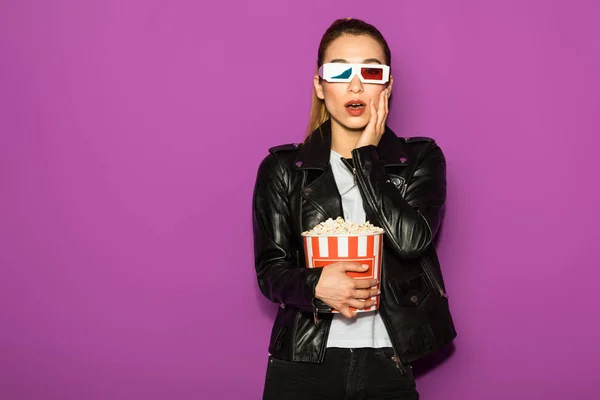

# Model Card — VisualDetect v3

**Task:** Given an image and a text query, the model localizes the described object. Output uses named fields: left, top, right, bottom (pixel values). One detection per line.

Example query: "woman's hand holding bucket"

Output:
left=315, top=262, right=380, bottom=319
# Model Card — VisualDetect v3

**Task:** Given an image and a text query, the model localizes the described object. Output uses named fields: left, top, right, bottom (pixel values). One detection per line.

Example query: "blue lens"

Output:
left=331, top=67, right=352, bottom=80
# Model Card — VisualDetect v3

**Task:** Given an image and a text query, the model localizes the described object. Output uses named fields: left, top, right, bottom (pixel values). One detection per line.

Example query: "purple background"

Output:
left=1, top=1, right=599, bottom=399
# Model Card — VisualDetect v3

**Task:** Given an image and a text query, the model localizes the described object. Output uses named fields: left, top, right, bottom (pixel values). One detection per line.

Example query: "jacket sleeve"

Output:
left=351, top=141, right=446, bottom=260
left=252, top=153, right=324, bottom=311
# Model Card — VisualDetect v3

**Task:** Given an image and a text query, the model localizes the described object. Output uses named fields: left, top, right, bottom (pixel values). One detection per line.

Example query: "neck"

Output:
left=330, top=119, right=363, bottom=158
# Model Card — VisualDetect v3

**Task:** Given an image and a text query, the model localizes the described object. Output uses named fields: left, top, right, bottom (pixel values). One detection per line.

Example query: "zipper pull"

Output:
left=391, top=354, right=408, bottom=375
left=313, top=310, right=319, bottom=324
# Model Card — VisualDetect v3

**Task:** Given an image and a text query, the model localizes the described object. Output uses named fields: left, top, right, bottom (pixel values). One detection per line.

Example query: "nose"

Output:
left=347, top=74, right=364, bottom=94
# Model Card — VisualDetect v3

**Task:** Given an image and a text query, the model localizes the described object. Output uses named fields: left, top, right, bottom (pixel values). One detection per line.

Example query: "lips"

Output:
left=345, top=99, right=366, bottom=116
left=344, top=100, right=366, bottom=108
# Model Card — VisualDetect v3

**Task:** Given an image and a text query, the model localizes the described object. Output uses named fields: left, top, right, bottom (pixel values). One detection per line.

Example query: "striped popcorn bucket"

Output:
left=301, top=232, right=384, bottom=312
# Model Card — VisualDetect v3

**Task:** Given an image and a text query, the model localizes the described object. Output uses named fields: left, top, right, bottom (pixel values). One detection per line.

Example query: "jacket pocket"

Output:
left=420, top=257, right=448, bottom=298
left=387, top=274, right=431, bottom=306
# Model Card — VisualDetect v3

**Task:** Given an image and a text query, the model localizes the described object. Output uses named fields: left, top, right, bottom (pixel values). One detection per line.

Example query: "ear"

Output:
left=313, top=74, right=325, bottom=100
left=387, top=75, right=394, bottom=96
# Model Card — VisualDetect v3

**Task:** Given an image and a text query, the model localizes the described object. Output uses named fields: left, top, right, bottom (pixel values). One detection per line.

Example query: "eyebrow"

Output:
left=328, top=58, right=384, bottom=64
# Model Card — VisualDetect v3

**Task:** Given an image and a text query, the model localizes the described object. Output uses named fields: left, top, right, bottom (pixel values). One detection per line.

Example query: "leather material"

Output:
left=252, top=120, right=457, bottom=365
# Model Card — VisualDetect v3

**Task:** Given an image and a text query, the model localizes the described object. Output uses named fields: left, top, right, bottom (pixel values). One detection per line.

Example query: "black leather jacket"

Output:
left=252, top=120, right=456, bottom=369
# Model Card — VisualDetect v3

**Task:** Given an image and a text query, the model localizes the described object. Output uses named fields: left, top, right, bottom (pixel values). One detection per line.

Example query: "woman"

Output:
left=252, top=18, right=456, bottom=399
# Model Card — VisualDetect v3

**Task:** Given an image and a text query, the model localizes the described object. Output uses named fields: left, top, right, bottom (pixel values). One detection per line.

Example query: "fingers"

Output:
left=338, top=298, right=376, bottom=318
left=348, top=298, right=376, bottom=310
left=338, top=262, right=369, bottom=272
left=352, top=287, right=380, bottom=299
left=354, top=298, right=376, bottom=309
left=321, top=263, right=379, bottom=318
left=384, top=87, right=390, bottom=114
left=339, top=308, right=357, bottom=319
left=378, top=88, right=386, bottom=115
left=353, top=278, right=379, bottom=289
left=368, top=99, right=377, bottom=127
left=377, top=89, right=388, bottom=131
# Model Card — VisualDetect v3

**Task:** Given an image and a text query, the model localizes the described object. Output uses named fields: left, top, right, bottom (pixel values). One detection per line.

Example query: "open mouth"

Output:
left=344, top=100, right=367, bottom=116
left=344, top=100, right=366, bottom=111
left=345, top=100, right=366, bottom=109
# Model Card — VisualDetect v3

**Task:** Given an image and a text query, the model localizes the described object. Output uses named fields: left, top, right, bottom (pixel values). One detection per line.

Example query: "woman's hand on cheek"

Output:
left=355, top=87, right=390, bottom=149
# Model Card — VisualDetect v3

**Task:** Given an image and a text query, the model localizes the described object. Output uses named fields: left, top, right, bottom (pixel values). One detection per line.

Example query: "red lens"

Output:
left=360, top=67, right=384, bottom=80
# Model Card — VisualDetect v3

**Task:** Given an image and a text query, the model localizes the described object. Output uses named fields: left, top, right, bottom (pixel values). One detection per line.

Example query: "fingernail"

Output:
left=377, top=290, right=381, bottom=295
left=370, top=99, right=374, bottom=105
left=362, top=265, right=368, bottom=269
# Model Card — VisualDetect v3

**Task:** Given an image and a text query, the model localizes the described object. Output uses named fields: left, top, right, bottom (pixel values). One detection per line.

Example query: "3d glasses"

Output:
left=318, top=63, right=390, bottom=84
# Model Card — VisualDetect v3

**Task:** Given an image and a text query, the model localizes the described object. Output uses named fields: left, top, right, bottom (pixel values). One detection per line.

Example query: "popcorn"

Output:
left=302, top=217, right=384, bottom=236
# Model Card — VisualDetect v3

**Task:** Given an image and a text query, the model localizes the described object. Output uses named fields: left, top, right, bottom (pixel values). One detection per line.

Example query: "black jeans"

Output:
left=263, top=347, right=419, bottom=400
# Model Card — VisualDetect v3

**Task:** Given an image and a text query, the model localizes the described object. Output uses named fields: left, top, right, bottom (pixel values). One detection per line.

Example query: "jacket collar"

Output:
left=294, top=119, right=411, bottom=170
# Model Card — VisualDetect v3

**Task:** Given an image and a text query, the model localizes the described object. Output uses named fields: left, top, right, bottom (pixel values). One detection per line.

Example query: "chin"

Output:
left=343, top=119, right=369, bottom=132
left=331, top=114, right=369, bottom=132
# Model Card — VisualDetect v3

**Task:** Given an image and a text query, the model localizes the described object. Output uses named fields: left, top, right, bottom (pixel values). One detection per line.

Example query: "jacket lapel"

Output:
left=294, top=119, right=411, bottom=169
left=292, top=120, right=410, bottom=227
left=294, top=121, right=343, bottom=224
left=377, top=127, right=411, bottom=167
left=301, top=167, right=343, bottom=223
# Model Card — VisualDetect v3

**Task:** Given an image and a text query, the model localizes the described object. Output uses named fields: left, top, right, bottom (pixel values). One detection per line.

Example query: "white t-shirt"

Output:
left=326, top=150, right=393, bottom=348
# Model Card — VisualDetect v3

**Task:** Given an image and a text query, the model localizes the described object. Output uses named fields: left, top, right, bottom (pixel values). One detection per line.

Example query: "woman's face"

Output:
left=314, top=34, right=392, bottom=133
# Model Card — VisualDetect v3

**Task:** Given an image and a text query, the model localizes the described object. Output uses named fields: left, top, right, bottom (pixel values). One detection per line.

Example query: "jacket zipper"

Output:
left=420, top=257, right=448, bottom=298
left=340, top=158, right=357, bottom=185
left=291, top=309, right=301, bottom=361
left=378, top=305, right=410, bottom=375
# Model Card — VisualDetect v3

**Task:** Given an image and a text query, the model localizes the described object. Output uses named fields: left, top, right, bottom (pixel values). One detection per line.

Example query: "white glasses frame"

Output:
left=318, top=63, right=390, bottom=84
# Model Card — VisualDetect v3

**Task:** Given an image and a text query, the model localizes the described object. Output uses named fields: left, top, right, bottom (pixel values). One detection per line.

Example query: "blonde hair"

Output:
left=306, top=68, right=330, bottom=137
